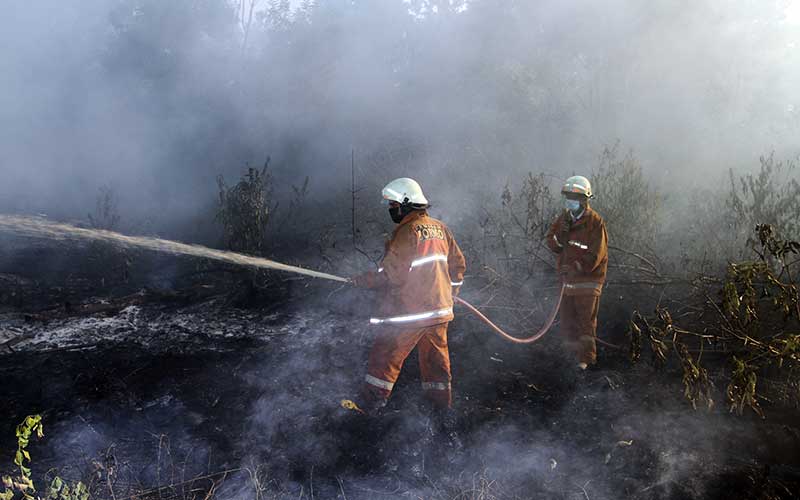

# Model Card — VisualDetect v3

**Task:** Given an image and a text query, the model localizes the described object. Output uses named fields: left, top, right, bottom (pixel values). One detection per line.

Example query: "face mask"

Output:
left=564, top=199, right=581, bottom=213
left=389, top=205, right=406, bottom=223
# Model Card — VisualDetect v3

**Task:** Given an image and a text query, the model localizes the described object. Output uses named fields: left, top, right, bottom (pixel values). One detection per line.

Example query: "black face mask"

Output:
left=389, top=205, right=411, bottom=223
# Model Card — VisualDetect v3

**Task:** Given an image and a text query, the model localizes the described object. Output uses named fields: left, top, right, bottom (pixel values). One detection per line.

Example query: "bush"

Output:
left=727, top=152, right=800, bottom=241
left=628, top=224, right=800, bottom=415
left=216, top=158, right=274, bottom=255
left=590, top=143, right=661, bottom=253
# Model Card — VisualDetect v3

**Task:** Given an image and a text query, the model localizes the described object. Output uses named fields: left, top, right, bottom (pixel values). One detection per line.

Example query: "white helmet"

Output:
left=381, top=177, right=429, bottom=206
left=562, top=175, right=593, bottom=198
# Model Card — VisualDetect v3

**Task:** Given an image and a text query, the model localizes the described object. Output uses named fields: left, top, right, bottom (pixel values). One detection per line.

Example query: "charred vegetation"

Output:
left=2, top=1, right=800, bottom=499
left=2, top=152, right=800, bottom=499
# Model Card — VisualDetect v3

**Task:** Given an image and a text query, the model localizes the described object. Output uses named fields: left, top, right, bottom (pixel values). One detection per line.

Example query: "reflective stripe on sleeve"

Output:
left=421, top=381, right=451, bottom=391
left=450, top=280, right=463, bottom=286
left=370, top=307, right=453, bottom=325
left=409, top=254, right=448, bottom=269
left=365, top=374, right=394, bottom=391
left=568, top=240, right=588, bottom=250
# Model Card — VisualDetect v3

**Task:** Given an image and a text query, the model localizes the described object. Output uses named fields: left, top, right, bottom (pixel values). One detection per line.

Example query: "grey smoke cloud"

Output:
left=1, top=0, right=798, bottom=235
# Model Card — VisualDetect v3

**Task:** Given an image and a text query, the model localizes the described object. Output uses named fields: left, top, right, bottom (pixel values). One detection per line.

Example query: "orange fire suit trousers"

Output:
left=361, top=322, right=452, bottom=409
left=559, top=294, right=600, bottom=365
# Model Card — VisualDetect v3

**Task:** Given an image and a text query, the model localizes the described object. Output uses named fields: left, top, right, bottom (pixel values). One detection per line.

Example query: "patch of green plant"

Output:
left=628, top=224, right=800, bottom=416
left=1, top=416, right=88, bottom=500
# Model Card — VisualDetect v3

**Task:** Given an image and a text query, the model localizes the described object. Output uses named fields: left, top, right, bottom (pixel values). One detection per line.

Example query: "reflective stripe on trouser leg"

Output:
left=418, top=322, right=452, bottom=408
left=365, top=374, right=394, bottom=391
left=362, top=325, right=428, bottom=408
left=564, top=282, right=603, bottom=293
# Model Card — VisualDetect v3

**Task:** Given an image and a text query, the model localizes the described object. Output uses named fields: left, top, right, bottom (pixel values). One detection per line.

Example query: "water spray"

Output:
left=0, top=215, right=562, bottom=343
left=0, top=215, right=348, bottom=283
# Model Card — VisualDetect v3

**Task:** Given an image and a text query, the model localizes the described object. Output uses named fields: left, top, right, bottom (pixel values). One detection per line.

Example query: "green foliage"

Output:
left=727, top=357, right=763, bottom=417
left=629, top=224, right=800, bottom=415
left=677, top=343, right=715, bottom=411
left=1, top=416, right=88, bottom=500
left=216, top=158, right=274, bottom=255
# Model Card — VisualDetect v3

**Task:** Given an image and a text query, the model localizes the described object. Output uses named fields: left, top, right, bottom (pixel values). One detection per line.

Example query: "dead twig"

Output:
left=579, top=479, right=592, bottom=500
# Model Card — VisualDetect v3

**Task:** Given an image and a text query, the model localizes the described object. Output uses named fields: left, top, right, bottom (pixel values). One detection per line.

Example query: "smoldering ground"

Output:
left=3, top=283, right=792, bottom=500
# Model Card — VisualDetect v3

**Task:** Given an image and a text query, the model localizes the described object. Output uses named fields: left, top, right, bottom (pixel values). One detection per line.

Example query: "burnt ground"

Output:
left=1, top=264, right=800, bottom=499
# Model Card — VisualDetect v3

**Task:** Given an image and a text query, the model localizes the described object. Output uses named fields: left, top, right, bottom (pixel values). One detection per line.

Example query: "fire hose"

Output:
left=323, top=268, right=564, bottom=344
left=329, top=267, right=565, bottom=344
left=452, top=287, right=563, bottom=344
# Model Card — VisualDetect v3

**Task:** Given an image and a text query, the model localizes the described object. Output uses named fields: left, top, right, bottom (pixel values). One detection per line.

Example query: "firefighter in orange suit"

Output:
left=351, top=177, right=466, bottom=412
left=545, top=175, right=608, bottom=370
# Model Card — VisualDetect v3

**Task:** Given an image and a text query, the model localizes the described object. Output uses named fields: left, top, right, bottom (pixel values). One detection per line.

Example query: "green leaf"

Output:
left=77, top=482, right=89, bottom=500
left=47, top=476, right=64, bottom=499
left=22, top=450, right=30, bottom=462
left=14, top=451, right=22, bottom=466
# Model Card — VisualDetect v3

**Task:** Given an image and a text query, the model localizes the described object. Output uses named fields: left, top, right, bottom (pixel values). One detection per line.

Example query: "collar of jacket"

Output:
left=570, top=206, right=594, bottom=227
left=395, top=209, right=428, bottom=231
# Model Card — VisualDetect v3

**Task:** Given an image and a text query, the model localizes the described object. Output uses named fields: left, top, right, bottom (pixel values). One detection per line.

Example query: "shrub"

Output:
left=590, top=143, right=661, bottom=253
left=216, top=158, right=274, bottom=255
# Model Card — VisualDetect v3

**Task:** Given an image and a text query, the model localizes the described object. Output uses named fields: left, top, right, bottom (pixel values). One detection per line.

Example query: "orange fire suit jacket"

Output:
left=359, top=210, right=466, bottom=327
left=545, top=206, right=608, bottom=296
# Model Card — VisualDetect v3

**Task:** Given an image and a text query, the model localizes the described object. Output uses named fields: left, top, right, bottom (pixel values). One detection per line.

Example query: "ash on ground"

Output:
left=2, top=289, right=799, bottom=500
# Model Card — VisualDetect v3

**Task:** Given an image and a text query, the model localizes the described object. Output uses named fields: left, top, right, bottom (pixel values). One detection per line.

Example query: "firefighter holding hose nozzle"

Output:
left=350, top=178, right=466, bottom=415
left=545, top=176, right=608, bottom=370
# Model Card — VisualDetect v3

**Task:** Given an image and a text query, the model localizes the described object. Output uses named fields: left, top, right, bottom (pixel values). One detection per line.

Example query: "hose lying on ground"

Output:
left=0, top=214, right=565, bottom=343
left=453, top=286, right=563, bottom=344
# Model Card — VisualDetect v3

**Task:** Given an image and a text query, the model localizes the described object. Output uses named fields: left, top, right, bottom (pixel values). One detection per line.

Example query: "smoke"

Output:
left=1, top=0, right=798, bottom=237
